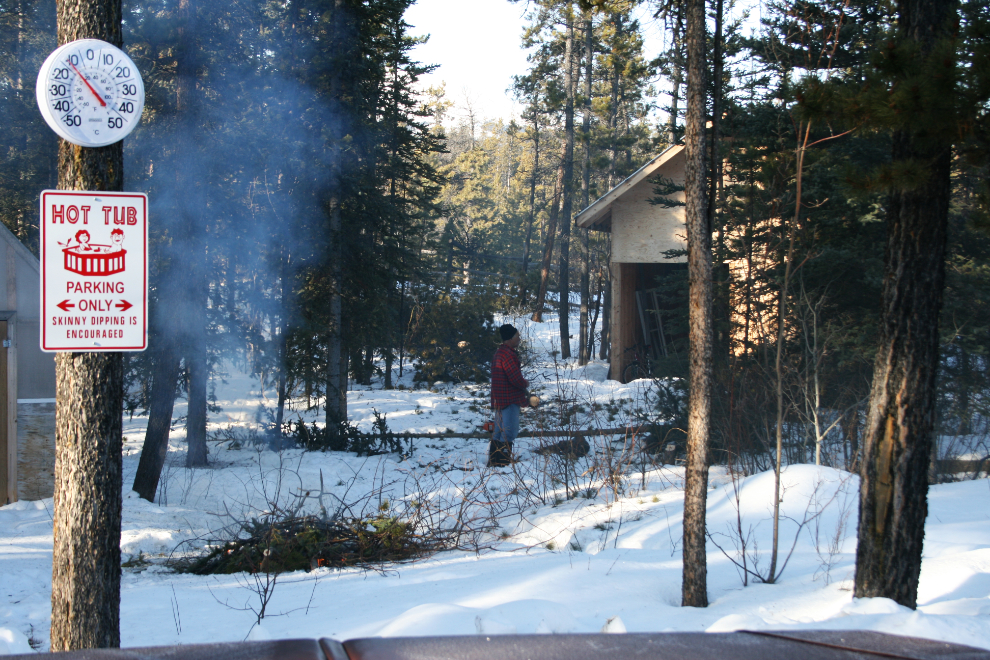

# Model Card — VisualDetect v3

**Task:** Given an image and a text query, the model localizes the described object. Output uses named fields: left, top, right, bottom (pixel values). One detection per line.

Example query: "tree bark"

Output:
left=599, top=251, right=611, bottom=361
left=325, top=202, right=345, bottom=430
left=854, top=0, right=956, bottom=609
left=273, top=258, right=290, bottom=441
left=578, top=13, right=593, bottom=365
left=50, top=2, right=125, bottom=650
left=131, top=334, right=180, bottom=501
left=558, top=6, right=576, bottom=359
left=707, top=0, right=723, bottom=235
left=51, top=352, right=124, bottom=650
left=136, top=0, right=197, bottom=481
left=521, top=112, right=541, bottom=306
left=531, top=174, right=562, bottom=323
left=681, top=0, right=710, bottom=609
left=607, top=12, right=622, bottom=189
left=324, top=0, right=351, bottom=434
left=667, top=4, right=685, bottom=145
left=185, top=298, right=208, bottom=466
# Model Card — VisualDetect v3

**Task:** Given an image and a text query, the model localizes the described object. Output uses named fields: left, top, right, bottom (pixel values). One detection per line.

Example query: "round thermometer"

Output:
left=36, top=38, right=145, bottom=148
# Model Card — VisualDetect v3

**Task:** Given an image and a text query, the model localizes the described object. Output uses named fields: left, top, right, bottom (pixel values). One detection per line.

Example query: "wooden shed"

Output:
left=0, top=223, right=57, bottom=504
left=576, top=145, right=687, bottom=381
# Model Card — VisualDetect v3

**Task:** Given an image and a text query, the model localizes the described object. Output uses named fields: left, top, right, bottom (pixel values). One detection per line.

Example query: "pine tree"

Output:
left=854, top=0, right=958, bottom=609
left=50, top=0, right=125, bottom=649
left=680, top=0, right=711, bottom=609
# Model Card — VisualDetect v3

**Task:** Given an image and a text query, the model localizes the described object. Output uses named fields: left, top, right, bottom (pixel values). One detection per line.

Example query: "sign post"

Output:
left=40, top=190, right=147, bottom=352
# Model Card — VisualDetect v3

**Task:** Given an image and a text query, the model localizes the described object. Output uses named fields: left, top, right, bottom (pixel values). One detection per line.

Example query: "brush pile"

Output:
left=182, top=511, right=449, bottom=575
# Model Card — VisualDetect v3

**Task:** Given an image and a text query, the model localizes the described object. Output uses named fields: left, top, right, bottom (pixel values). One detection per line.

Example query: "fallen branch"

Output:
left=393, top=426, right=645, bottom=441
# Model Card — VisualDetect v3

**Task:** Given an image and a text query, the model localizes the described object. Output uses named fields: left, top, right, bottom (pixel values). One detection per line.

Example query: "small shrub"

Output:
left=290, top=410, right=411, bottom=457
left=405, top=286, right=500, bottom=384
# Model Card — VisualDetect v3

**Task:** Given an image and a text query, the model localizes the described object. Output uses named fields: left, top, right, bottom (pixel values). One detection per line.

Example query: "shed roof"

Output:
left=575, top=144, right=684, bottom=231
left=0, top=221, right=39, bottom=274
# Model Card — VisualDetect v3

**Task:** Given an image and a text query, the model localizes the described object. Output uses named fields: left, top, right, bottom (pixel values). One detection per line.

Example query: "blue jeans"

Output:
left=489, top=404, right=520, bottom=466
left=494, top=404, right=520, bottom=443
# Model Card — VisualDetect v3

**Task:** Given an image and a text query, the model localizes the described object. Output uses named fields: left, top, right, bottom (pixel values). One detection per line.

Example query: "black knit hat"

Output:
left=499, top=324, right=519, bottom=341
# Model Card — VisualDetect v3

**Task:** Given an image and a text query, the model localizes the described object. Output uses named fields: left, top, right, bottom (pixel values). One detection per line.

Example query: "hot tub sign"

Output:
left=40, top=190, right=147, bottom=351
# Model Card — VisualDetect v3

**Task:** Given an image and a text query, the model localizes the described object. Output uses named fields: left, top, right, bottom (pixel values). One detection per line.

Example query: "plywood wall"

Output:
left=17, top=401, right=55, bottom=501
left=611, top=157, right=687, bottom=265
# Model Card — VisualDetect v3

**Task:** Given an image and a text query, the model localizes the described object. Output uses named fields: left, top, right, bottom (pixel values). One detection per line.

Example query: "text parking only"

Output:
left=40, top=190, right=147, bottom=351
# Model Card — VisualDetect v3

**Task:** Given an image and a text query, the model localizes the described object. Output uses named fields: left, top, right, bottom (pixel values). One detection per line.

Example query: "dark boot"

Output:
left=488, top=439, right=512, bottom=467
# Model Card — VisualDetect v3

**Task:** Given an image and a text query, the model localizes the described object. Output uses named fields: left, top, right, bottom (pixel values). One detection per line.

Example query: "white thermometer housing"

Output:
left=36, top=38, right=145, bottom=148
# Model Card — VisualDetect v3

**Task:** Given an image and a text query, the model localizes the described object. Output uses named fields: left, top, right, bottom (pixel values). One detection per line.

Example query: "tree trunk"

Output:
left=599, top=254, right=611, bottom=361
left=587, top=264, right=602, bottom=358
left=273, top=328, right=288, bottom=439
left=681, top=0, right=710, bottom=609
left=842, top=405, right=860, bottom=471
left=325, top=202, right=345, bottom=429
left=667, top=4, right=685, bottom=145
left=273, top=252, right=292, bottom=437
left=578, top=13, right=593, bottom=365
left=521, top=119, right=540, bottom=306
left=138, top=0, right=195, bottom=482
left=170, top=0, right=207, bottom=468
left=398, top=279, right=407, bottom=378
left=324, top=0, right=350, bottom=433
left=51, top=353, right=124, bottom=650
left=854, top=0, right=956, bottom=609
left=558, top=7, right=576, bottom=359
left=707, top=0, right=723, bottom=235
left=185, top=276, right=208, bottom=466
left=183, top=254, right=208, bottom=467
left=131, top=334, right=180, bottom=501
left=531, top=176, right=562, bottom=323
left=50, top=2, right=125, bottom=650
left=607, top=12, right=622, bottom=189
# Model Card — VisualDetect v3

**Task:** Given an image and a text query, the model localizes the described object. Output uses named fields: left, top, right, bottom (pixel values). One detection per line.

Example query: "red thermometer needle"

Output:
left=67, top=60, right=107, bottom=107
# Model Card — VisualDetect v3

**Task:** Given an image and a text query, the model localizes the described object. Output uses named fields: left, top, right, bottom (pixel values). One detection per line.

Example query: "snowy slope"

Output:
left=1, top=313, right=989, bottom=654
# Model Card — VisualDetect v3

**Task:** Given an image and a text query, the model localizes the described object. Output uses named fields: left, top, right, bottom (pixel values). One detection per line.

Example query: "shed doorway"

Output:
left=612, top=262, right=687, bottom=382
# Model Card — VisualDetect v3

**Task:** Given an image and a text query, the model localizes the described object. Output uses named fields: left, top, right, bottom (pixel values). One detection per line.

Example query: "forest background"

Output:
left=0, top=0, right=988, bottom=482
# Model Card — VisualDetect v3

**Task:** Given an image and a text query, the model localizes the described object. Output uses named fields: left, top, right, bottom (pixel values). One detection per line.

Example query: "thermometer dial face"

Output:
left=36, top=39, right=145, bottom=148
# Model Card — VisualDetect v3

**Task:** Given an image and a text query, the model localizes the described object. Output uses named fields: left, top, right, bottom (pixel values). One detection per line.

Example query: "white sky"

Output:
left=403, top=0, right=758, bottom=127
left=404, top=0, right=535, bottom=124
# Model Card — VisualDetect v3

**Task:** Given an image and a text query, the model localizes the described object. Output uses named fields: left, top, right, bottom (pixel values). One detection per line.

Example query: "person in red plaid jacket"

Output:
left=489, top=324, right=532, bottom=466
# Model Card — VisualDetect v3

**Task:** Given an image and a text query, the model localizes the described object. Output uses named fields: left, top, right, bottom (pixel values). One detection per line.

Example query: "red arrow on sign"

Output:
left=56, top=300, right=75, bottom=312
left=115, top=300, right=133, bottom=312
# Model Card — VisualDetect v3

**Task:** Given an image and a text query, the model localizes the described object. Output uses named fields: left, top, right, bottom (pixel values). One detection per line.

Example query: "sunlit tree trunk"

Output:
left=50, top=0, right=124, bottom=649
left=681, top=0, right=710, bottom=609
left=855, top=0, right=956, bottom=609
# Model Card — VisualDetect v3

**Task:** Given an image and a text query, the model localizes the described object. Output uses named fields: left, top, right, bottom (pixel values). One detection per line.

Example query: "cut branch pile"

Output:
left=181, top=512, right=451, bottom=575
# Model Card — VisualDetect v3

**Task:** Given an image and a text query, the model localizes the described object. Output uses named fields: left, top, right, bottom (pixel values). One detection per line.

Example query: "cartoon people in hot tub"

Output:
left=64, top=228, right=124, bottom=253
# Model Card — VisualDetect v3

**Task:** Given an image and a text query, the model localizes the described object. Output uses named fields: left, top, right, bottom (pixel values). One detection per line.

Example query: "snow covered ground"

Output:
left=2, top=313, right=990, bottom=654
